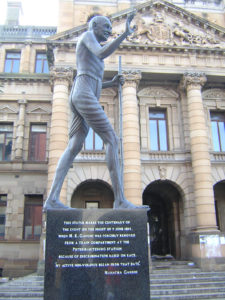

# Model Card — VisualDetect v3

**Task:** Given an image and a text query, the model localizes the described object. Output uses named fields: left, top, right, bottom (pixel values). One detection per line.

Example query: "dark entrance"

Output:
left=143, top=180, right=183, bottom=258
left=214, top=181, right=225, bottom=233
left=71, top=179, right=114, bottom=209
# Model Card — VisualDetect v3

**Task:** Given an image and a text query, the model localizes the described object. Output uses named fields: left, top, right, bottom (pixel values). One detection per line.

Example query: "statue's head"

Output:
left=89, top=16, right=112, bottom=42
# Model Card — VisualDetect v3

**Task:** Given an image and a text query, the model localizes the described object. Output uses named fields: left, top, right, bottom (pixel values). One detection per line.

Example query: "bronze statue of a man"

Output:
left=44, top=13, right=147, bottom=211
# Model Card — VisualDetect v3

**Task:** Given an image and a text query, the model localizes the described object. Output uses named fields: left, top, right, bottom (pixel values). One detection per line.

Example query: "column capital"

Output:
left=122, top=70, right=142, bottom=87
left=50, top=66, right=74, bottom=86
left=181, top=72, right=207, bottom=90
left=17, top=99, right=27, bottom=105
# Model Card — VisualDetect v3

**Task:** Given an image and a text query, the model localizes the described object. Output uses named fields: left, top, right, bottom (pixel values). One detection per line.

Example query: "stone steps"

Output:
left=0, top=274, right=43, bottom=300
left=151, top=271, right=225, bottom=279
left=151, top=292, right=225, bottom=299
left=150, top=259, right=225, bottom=299
left=0, top=260, right=225, bottom=299
left=151, top=281, right=225, bottom=289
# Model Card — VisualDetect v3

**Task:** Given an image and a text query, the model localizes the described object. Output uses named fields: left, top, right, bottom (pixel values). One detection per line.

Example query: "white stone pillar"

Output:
left=122, top=70, right=142, bottom=205
left=47, top=66, right=73, bottom=205
left=182, top=72, right=217, bottom=231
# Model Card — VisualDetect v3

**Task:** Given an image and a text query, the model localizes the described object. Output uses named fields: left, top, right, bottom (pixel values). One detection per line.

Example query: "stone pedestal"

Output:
left=188, top=231, right=225, bottom=271
left=44, top=209, right=150, bottom=300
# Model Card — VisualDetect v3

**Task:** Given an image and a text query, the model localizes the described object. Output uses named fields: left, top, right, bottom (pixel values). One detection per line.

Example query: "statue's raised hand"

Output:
left=126, top=11, right=137, bottom=36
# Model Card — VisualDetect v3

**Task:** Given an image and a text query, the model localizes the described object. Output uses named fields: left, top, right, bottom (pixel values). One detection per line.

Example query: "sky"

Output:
left=0, top=0, right=59, bottom=26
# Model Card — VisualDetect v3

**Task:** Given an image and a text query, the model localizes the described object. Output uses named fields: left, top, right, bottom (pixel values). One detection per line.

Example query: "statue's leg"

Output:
left=43, top=125, right=88, bottom=211
left=100, top=129, right=148, bottom=209
left=72, top=75, right=148, bottom=209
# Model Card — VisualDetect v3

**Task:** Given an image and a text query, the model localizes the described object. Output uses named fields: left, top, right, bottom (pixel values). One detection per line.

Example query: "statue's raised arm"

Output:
left=125, top=12, right=136, bottom=36
left=82, top=12, right=136, bottom=60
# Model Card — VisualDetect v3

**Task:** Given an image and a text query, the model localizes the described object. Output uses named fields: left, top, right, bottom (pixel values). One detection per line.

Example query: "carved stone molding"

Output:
left=50, top=66, right=74, bottom=87
left=122, top=70, right=142, bottom=88
left=138, top=86, right=179, bottom=99
left=111, top=8, right=225, bottom=50
left=0, top=105, right=18, bottom=114
left=158, top=166, right=166, bottom=180
left=202, top=88, right=225, bottom=100
left=181, top=72, right=207, bottom=90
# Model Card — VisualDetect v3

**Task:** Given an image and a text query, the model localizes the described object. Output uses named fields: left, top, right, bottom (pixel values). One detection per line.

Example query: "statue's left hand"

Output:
left=112, top=74, right=125, bottom=86
left=126, top=11, right=137, bottom=36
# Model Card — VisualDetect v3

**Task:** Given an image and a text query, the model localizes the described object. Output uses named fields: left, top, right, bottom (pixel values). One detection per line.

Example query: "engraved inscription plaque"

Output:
left=44, top=209, right=150, bottom=300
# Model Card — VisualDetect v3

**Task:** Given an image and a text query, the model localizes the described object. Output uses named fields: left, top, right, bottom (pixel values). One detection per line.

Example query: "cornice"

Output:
left=0, top=73, right=50, bottom=83
left=47, top=40, right=225, bottom=54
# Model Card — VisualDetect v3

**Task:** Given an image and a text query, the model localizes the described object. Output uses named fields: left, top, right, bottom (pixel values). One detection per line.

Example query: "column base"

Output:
left=187, top=231, right=225, bottom=271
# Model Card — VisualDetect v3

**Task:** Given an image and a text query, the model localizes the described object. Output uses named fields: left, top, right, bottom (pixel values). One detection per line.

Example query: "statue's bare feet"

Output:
left=43, top=199, right=70, bottom=212
left=113, top=199, right=149, bottom=210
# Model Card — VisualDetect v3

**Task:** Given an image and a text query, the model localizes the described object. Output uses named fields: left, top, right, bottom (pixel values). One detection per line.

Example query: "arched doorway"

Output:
left=71, top=180, right=114, bottom=208
left=214, top=181, right=225, bottom=233
left=143, top=180, right=183, bottom=259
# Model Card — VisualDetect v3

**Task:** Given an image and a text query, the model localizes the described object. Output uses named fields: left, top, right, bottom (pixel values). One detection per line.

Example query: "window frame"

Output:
left=23, top=195, right=43, bottom=241
left=4, top=51, right=21, bottom=73
left=210, top=111, right=225, bottom=152
left=84, top=127, right=104, bottom=151
left=0, top=123, right=13, bottom=161
left=28, top=123, right=47, bottom=161
left=149, top=109, right=169, bottom=151
left=0, top=195, right=7, bottom=240
left=84, top=106, right=104, bottom=151
left=35, top=52, right=49, bottom=74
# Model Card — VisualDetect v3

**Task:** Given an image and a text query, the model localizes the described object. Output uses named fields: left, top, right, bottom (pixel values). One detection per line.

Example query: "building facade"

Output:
left=0, top=0, right=225, bottom=277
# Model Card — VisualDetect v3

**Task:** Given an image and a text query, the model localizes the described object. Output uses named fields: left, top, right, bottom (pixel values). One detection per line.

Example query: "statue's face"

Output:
left=93, top=17, right=112, bottom=42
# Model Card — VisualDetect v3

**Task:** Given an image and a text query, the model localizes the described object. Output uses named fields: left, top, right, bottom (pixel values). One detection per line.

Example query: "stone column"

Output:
left=122, top=70, right=142, bottom=205
left=182, top=72, right=217, bottom=231
left=38, top=66, right=73, bottom=275
left=15, top=98, right=27, bottom=160
left=47, top=66, right=73, bottom=205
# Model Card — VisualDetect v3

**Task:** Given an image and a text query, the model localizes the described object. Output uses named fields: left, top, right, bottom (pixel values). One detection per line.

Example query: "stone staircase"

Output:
left=0, top=273, right=43, bottom=300
left=0, top=260, right=225, bottom=299
left=151, top=259, right=225, bottom=299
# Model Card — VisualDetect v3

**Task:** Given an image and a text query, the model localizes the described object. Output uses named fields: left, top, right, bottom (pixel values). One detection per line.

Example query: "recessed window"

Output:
left=149, top=110, right=168, bottom=151
left=0, top=195, right=7, bottom=240
left=23, top=195, right=43, bottom=240
left=0, top=124, right=13, bottom=161
left=84, top=128, right=103, bottom=151
left=85, top=201, right=99, bottom=209
left=4, top=52, right=20, bottom=73
left=210, top=112, right=225, bottom=152
left=28, top=124, right=47, bottom=161
left=35, top=53, right=49, bottom=73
